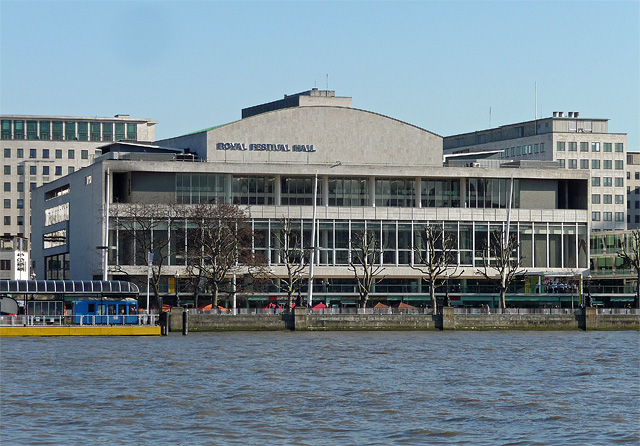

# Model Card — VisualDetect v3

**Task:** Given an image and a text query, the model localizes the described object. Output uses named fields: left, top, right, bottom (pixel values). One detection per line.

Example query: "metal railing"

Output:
left=0, top=314, right=157, bottom=327
left=180, top=307, right=639, bottom=317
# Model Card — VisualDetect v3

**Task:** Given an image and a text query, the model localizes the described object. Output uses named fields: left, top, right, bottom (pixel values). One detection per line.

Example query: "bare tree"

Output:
left=268, top=218, right=307, bottom=309
left=110, top=203, right=183, bottom=312
left=348, top=230, right=385, bottom=310
left=411, top=224, right=460, bottom=314
left=618, top=229, right=640, bottom=309
left=477, top=228, right=526, bottom=310
left=185, top=203, right=253, bottom=309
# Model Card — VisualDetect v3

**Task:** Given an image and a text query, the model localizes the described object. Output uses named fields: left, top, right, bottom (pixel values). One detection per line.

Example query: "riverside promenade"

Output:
left=170, top=307, right=640, bottom=333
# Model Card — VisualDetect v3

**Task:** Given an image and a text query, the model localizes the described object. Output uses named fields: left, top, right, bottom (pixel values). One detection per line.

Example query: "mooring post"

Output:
left=182, top=308, right=188, bottom=335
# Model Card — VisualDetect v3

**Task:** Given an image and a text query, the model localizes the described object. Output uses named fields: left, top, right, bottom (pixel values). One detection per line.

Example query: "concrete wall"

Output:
left=169, top=311, right=639, bottom=332
left=201, top=106, right=443, bottom=167
left=128, top=172, right=176, bottom=204
left=520, top=179, right=558, bottom=209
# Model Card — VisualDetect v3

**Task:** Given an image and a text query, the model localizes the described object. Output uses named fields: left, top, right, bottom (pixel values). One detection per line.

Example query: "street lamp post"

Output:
left=296, top=273, right=302, bottom=307
left=444, top=273, right=450, bottom=307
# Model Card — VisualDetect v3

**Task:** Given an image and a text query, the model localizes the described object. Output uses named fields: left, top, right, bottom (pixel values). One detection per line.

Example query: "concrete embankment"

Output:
left=170, top=307, right=640, bottom=332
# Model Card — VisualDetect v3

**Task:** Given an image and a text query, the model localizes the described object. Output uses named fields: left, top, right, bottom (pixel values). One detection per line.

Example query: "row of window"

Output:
left=558, top=159, right=624, bottom=170
left=590, top=176, right=624, bottom=187
left=1, top=120, right=137, bottom=141
left=107, top=219, right=589, bottom=270
left=3, top=198, right=24, bottom=209
left=627, top=172, right=640, bottom=180
left=591, top=212, right=624, bottom=222
left=501, top=143, right=545, bottom=158
left=176, top=174, right=522, bottom=209
left=3, top=216, right=25, bottom=226
left=557, top=142, right=623, bottom=152
left=3, top=148, right=95, bottom=159
left=591, top=194, right=624, bottom=204
left=4, top=165, right=75, bottom=176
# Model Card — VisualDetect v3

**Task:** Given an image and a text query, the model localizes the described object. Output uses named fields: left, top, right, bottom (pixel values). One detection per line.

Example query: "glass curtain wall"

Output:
left=108, top=218, right=588, bottom=270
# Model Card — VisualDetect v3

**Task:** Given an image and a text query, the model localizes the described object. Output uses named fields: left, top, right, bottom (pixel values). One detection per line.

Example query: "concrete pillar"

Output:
left=322, top=175, right=329, bottom=207
left=581, top=307, right=597, bottom=331
left=460, top=177, right=467, bottom=208
left=441, top=306, right=455, bottom=330
left=274, top=174, right=281, bottom=205
left=369, top=176, right=376, bottom=207
left=292, top=305, right=308, bottom=330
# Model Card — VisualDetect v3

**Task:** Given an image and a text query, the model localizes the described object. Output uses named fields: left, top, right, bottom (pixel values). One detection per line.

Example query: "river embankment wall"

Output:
left=169, top=308, right=640, bottom=332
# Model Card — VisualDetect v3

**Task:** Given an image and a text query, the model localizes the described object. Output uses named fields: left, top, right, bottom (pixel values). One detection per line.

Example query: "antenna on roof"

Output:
left=489, top=106, right=492, bottom=128
left=326, top=74, right=329, bottom=92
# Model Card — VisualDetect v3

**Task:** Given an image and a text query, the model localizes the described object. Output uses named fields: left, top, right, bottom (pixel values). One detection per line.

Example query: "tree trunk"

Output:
left=192, top=288, right=199, bottom=310
left=430, top=284, right=437, bottom=315
left=213, top=285, right=219, bottom=309
left=500, top=288, right=506, bottom=312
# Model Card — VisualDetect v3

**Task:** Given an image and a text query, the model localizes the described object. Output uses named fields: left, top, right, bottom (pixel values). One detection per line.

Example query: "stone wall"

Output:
left=169, top=309, right=639, bottom=332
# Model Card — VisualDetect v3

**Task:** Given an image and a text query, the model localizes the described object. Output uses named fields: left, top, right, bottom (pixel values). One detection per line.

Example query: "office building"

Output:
left=626, top=153, right=640, bottom=229
left=444, top=113, right=627, bottom=232
left=0, top=114, right=157, bottom=262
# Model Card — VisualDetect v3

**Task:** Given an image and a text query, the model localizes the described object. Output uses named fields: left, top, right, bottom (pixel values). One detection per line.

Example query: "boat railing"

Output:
left=0, top=314, right=158, bottom=327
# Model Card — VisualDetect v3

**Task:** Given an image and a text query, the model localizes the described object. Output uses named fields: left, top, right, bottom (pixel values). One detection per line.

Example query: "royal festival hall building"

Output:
left=31, top=89, right=592, bottom=309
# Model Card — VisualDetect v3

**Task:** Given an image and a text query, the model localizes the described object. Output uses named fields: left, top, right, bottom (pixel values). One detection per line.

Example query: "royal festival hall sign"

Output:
left=216, top=142, right=315, bottom=153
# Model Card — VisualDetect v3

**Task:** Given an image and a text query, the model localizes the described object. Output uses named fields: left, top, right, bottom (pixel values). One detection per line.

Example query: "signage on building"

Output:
left=16, top=252, right=25, bottom=272
left=216, top=143, right=315, bottom=153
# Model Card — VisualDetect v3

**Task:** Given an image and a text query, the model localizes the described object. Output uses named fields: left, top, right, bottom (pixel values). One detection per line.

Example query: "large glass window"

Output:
left=232, top=176, right=275, bottom=205
left=328, top=178, right=368, bottom=206
left=103, top=123, right=113, bottom=141
left=534, top=224, right=547, bottom=268
left=115, top=123, right=125, bottom=140
left=1, top=120, right=11, bottom=139
left=27, top=121, right=37, bottom=140
left=90, top=122, right=101, bottom=141
left=176, top=173, right=226, bottom=204
left=52, top=121, right=63, bottom=140
left=77, top=122, right=88, bottom=141
left=421, top=179, right=460, bottom=207
left=126, top=123, right=137, bottom=140
left=375, top=179, right=415, bottom=207
left=39, top=121, right=50, bottom=140
left=65, top=121, right=75, bottom=140
left=13, top=121, right=24, bottom=139
left=281, top=177, right=317, bottom=206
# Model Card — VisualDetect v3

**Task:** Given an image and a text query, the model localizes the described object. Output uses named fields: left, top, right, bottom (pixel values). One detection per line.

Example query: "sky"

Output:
left=1, top=1, right=638, bottom=149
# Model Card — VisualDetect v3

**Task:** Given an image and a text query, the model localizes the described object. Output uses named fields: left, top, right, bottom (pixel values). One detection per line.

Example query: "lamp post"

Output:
left=444, top=273, right=450, bottom=307
left=175, top=273, right=180, bottom=307
left=96, top=245, right=116, bottom=281
left=296, top=273, right=302, bottom=307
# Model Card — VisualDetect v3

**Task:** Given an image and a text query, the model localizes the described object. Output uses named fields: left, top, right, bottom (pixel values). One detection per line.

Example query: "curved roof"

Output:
left=202, top=105, right=444, bottom=167
left=0, top=280, right=139, bottom=295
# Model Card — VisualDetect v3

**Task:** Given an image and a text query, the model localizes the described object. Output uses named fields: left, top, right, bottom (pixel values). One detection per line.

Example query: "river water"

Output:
left=1, top=331, right=639, bottom=446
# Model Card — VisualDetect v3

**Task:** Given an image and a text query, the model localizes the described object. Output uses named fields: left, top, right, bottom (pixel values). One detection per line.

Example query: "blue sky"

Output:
left=1, top=1, right=638, bottom=149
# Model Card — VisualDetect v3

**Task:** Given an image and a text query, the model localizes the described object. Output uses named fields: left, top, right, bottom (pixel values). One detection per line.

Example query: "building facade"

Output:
left=444, top=113, right=627, bottom=232
left=0, top=114, right=157, bottom=250
left=0, top=236, right=29, bottom=280
left=626, top=152, right=640, bottom=229
left=31, top=91, right=591, bottom=308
